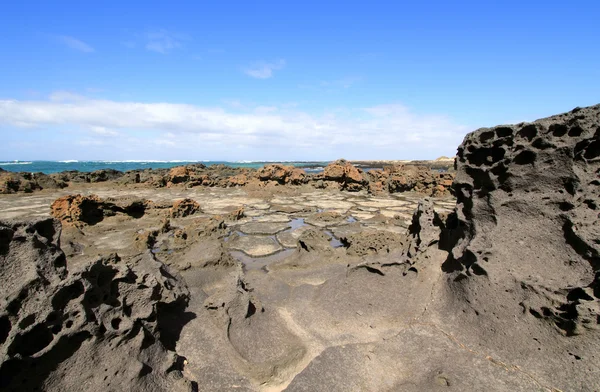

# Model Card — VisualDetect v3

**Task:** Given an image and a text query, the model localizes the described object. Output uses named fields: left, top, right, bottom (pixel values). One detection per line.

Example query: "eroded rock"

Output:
left=0, top=218, right=194, bottom=391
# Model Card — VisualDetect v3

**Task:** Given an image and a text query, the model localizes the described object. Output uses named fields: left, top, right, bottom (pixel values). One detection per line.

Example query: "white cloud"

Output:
left=0, top=95, right=468, bottom=159
left=243, top=59, right=286, bottom=79
left=145, top=29, right=187, bottom=54
left=56, top=35, right=94, bottom=53
left=90, top=126, right=119, bottom=136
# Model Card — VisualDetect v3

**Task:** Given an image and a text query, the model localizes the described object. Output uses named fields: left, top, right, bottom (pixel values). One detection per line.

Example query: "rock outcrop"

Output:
left=170, top=198, right=201, bottom=218
left=0, top=218, right=194, bottom=391
left=435, top=104, right=600, bottom=390
left=0, top=171, right=67, bottom=194
left=321, top=159, right=368, bottom=191
left=366, top=164, right=454, bottom=196
left=256, top=164, right=306, bottom=185
left=51, top=194, right=149, bottom=227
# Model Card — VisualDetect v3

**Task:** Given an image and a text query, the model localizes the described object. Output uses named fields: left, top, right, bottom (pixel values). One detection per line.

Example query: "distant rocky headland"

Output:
left=0, top=105, right=598, bottom=391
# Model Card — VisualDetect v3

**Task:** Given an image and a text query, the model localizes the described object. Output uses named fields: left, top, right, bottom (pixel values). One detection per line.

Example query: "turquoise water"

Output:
left=0, top=160, right=329, bottom=174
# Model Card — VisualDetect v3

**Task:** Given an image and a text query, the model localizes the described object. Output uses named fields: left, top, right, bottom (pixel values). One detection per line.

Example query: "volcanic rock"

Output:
left=322, top=159, right=367, bottom=191
left=0, top=218, right=194, bottom=391
left=436, top=104, right=600, bottom=390
left=170, top=198, right=201, bottom=218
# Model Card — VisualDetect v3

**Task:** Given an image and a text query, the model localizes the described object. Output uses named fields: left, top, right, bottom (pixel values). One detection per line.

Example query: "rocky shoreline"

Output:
left=1, top=159, right=455, bottom=197
left=1, top=104, right=599, bottom=391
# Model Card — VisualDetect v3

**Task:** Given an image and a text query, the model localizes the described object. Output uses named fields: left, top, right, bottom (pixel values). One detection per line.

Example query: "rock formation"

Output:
left=51, top=194, right=149, bottom=227
left=170, top=198, right=202, bottom=218
left=1, top=159, right=453, bottom=197
left=0, top=218, right=194, bottom=391
left=0, top=171, right=67, bottom=194
left=435, top=104, right=600, bottom=390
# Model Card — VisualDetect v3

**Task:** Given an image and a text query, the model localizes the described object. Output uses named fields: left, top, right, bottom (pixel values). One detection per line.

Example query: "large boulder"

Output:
left=322, top=159, right=367, bottom=191
left=170, top=198, right=201, bottom=218
left=437, top=104, right=600, bottom=390
left=51, top=194, right=150, bottom=227
left=256, top=164, right=306, bottom=185
left=0, top=218, right=194, bottom=391
left=167, top=166, right=190, bottom=184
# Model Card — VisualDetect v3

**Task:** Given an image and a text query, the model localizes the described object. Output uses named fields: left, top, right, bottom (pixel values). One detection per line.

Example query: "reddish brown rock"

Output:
left=168, top=166, right=190, bottom=184
left=322, top=159, right=367, bottom=191
left=228, top=174, right=248, bottom=186
left=170, top=198, right=201, bottom=218
left=50, top=194, right=106, bottom=227
left=256, top=164, right=306, bottom=184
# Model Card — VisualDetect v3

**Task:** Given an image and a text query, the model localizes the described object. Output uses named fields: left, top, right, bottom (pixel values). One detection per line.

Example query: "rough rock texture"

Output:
left=0, top=171, right=67, bottom=194
left=322, top=159, right=368, bottom=191
left=256, top=164, right=306, bottom=185
left=170, top=198, right=201, bottom=218
left=1, top=160, right=453, bottom=197
left=0, top=218, right=194, bottom=391
left=367, top=164, right=454, bottom=196
left=437, top=104, right=600, bottom=390
left=51, top=194, right=149, bottom=227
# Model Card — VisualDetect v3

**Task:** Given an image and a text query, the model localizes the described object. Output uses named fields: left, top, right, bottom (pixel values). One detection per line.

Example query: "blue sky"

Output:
left=0, top=0, right=599, bottom=161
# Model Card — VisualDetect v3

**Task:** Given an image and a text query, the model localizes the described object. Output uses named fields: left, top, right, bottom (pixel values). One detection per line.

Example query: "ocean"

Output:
left=0, top=160, right=330, bottom=175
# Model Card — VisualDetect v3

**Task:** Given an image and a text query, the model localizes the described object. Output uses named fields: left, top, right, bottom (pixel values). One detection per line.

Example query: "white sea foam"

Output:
left=94, top=160, right=200, bottom=164
left=58, top=160, right=79, bottom=163
left=0, top=161, right=33, bottom=165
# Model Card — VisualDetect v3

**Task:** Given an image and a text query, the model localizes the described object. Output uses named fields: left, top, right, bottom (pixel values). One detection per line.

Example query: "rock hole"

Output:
left=559, top=202, right=574, bottom=211
left=479, top=131, right=495, bottom=143
left=33, top=219, right=57, bottom=243
left=467, top=147, right=506, bottom=167
left=110, top=318, right=122, bottom=330
left=52, top=281, right=84, bottom=310
left=513, top=150, right=536, bottom=165
left=471, top=263, right=488, bottom=276
left=517, top=124, right=537, bottom=141
left=0, top=315, right=11, bottom=344
left=532, top=137, right=554, bottom=150
left=568, top=126, right=584, bottom=137
left=139, top=363, right=153, bottom=377
left=567, top=288, right=594, bottom=302
left=529, top=308, right=543, bottom=319
left=246, top=302, right=257, bottom=318
left=8, top=324, right=53, bottom=357
left=18, top=314, right=36, bottom=329
left=53, top=254, right=66, bottom=269
left=0, top=227, right=14, bottom=255
left=563, top=178, right=578, bottom=196
left=495, top=127, right=513, bottom=138
left=364, top=266, right=385, bottom=276
left=550, top=124, right=568, bottom=137
left=541, top=307, right=553, bottom=317
left=584, top=140, right=600, bottom=160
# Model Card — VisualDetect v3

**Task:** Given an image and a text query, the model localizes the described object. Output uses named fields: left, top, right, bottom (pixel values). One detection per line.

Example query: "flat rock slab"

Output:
left=227, top=235, right=283, bottom=257
left=270, top=204, right=316, bottom=214
left=276, top=226, right=314, bottom=248
left=304, top=212, right=348, bottom=228
left=330, top=223, right=363, bottom=240
left=254, top=214, right=292, bottom=223
left=301, top=200, right=355, bottom=211
left=355, top=199, right=413, bottom=208
left=238, top=221, right=291, bottom=235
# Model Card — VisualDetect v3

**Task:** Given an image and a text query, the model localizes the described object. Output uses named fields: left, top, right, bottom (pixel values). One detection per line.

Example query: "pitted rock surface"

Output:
left=0, top=218, right=194, bottom=392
